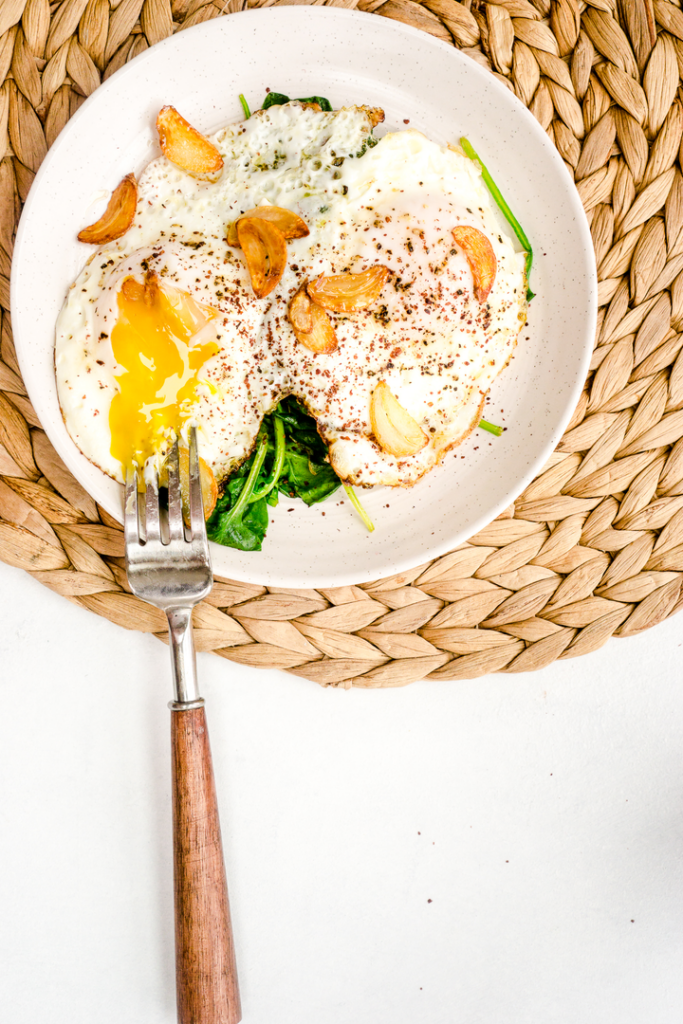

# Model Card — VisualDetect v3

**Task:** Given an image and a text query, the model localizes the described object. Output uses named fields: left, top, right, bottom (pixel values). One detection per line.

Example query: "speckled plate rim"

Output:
left=11, top=6, right=596, bottom=589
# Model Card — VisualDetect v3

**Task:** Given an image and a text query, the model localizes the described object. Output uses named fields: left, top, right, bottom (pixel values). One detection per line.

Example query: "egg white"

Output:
left=56, top=103, right=527, bottom=488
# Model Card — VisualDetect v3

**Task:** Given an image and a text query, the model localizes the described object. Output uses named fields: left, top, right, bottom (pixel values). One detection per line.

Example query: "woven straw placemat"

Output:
left=1, top=0, right=683, bottom=687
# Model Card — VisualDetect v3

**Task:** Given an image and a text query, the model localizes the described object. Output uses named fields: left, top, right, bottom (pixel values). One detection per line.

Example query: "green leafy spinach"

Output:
left=261, top=92, right=333, bottom=111
left=207, top=397, right=342, bottom=551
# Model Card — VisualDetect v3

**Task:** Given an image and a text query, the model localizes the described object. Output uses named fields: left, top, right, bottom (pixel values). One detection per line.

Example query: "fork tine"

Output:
left=145, top=465, right=161, bottom=543
left=188, top=426, right=205, bottom=539
left=124, top=465, right=140, bottom=547
left=167, top=441, right=184, bottom=542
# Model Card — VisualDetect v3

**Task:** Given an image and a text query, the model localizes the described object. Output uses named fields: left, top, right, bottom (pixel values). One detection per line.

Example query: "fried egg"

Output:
left=56, top=102, right=528, bottom=490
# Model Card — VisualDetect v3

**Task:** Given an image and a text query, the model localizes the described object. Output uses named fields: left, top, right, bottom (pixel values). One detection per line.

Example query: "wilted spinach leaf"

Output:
left=261, top=92, right=332, bottom=112
left=207, top=397, right=341, bottom=552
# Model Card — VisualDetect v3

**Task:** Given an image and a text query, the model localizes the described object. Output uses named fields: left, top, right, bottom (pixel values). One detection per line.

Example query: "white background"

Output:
left=1, top=557, right=682, bottom=1024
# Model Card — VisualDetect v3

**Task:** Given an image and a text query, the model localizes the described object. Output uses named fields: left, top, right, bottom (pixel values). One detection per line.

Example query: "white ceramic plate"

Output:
left=11, top=7, right=596, bottom=588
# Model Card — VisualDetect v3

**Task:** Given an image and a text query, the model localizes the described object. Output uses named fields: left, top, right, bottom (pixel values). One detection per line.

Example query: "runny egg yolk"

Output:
left=109, top=273, right=219, bottom=469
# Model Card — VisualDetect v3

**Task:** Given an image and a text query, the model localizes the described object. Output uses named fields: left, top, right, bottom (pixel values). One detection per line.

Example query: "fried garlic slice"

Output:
left=226, top=205, right=309, bottom=247
left=237, top=217, right=287, bottom=298
left=288, top=283, right=313, bottom=334
left=307, top=265, right=390, bottom=313
left=77, top=174, right=137, bottom=245
left=288, top=284, right=338, bottom=353
left=452, top=225, right=497, bottom=302
left=120, top=270, right=160, bottom=304
left=156, top=106, right=224, bottom=180
left=361, top=106, right=385, bottom=127
left=370, top=381, right=428, bottom=458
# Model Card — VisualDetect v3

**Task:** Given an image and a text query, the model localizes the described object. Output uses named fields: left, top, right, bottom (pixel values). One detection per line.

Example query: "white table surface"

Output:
left=1, top=557, right=682, bottom=1024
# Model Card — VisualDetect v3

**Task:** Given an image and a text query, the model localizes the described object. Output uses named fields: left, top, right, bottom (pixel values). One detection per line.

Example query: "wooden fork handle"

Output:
left=171, top=705, right=241, bottom=1024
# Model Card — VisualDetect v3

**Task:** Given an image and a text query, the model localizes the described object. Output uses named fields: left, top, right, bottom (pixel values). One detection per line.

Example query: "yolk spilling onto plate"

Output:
left=109, top=273, right=219, bottom=469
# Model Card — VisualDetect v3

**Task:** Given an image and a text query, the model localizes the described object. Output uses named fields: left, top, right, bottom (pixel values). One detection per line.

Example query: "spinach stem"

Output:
left=479, top=419, right=504, bottom=437
left=343, top=484, right=375, bottom=533
left=239, top=94, right=251, bottom=119
left=250, top=416, right=286, bottom=501
left=225, top=434, right=268, bottom=525
left=460, top=136, right=535, bottom=301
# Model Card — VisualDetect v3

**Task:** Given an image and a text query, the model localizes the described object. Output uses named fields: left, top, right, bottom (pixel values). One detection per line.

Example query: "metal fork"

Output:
left=125, top=428, right=241, bottom=1024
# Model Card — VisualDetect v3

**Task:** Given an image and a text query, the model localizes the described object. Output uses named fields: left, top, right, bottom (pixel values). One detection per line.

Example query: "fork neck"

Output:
left=167, top=607, right=203, bottom=709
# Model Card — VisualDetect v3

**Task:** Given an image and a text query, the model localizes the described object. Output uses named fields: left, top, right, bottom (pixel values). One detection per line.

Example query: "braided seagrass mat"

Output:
left=2, top=0, right=683, bottom=687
